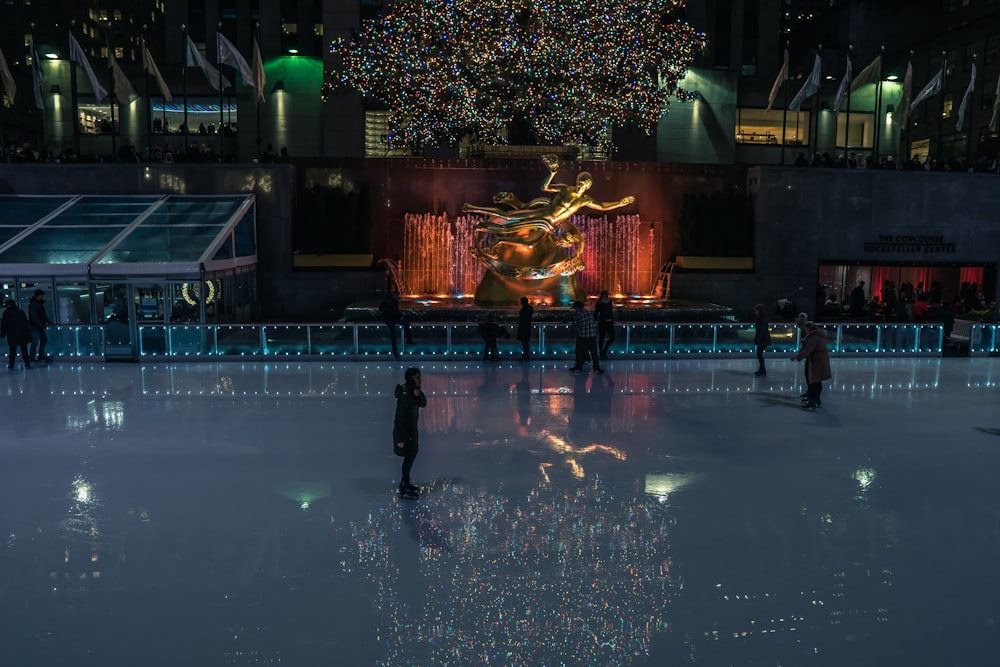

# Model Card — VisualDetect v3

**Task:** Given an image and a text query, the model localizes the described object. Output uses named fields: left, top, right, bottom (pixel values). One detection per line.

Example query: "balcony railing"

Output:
left=38, top=321, right=1000, bottom=360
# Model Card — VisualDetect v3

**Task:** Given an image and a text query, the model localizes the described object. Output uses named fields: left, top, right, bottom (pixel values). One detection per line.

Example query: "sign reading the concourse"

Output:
left=863, top=234, right=956, bottom=254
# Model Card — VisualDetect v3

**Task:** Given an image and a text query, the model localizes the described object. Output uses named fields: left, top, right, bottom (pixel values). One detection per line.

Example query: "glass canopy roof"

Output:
left=0, top=194, right=256, bottom=277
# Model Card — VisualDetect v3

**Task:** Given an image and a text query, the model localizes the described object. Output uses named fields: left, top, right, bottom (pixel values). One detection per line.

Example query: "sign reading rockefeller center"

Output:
left=863, top=234, right=956, bottom=254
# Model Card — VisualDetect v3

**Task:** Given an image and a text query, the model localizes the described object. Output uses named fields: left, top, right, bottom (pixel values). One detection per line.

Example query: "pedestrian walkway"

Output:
left=1, top=358, right=998, bottom=666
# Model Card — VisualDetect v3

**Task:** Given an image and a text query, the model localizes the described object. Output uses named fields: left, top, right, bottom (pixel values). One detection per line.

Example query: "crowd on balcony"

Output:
left=793, top=150, right=997, bottom=172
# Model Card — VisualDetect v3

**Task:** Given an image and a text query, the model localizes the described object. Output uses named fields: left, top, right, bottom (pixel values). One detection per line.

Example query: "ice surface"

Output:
left=1, top=358, right=998, bottom=666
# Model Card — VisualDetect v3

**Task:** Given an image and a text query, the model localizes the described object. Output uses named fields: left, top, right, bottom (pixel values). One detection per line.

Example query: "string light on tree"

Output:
left=325, top=0, right=708, bottom=150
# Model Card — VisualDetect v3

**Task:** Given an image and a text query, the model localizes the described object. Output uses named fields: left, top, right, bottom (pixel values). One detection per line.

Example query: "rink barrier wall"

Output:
left=39, top=321, right=1000, bottom=360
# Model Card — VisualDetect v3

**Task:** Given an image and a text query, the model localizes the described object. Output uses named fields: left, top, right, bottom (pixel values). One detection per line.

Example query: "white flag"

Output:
left=788, top=54, right=821, bottom=112
left=910, top=66, right=943, bottom=112
left=29, top=39, right=44, bottom=110
left=833, top=55, right=852, bottom=113
left=989, top=74, right=1000, bottom=133
left=142, top=40, right=172, bottom=102
left=217, top=33, right=254, bottom=87
left=185, top=34, right=231, bottom=92
left=895, top=61, right=913, bottom=127
left=69, top=31, right=108, bottom=102
left=253, top=36, right=266, bottom=104
left=766, top=49, right=788, bottom=112
left=0, top=47, right=15, bottom=107
left=956, top=62, right=976, bottom=131
left=108, top=52, right=137, bottom=103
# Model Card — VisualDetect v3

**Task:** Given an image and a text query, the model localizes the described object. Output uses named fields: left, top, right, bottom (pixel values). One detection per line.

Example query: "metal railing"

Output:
left=40, top=320, right=1000, bottom=360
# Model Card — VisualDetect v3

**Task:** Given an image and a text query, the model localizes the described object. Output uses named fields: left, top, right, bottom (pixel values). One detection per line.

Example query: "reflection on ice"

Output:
left=349, top=478, right=677, bottom=666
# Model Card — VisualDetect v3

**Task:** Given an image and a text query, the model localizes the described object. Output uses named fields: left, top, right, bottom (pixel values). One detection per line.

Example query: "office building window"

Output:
left=736, top=108, right=811, bottom=146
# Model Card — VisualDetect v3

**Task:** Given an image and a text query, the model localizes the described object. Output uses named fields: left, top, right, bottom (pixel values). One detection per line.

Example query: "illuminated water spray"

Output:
left=401, top=213, right=659, bottom=297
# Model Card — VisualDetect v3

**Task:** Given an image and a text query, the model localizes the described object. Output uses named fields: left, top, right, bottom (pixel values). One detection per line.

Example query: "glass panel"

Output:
left=149, top=100, right=238, bottom=137
left=142, top=197, right=243, bottom=226
left=916, top=325, right=943, bottom=353
left=674, top=324, right=716, bottom=354
left=0, top=195, right=72, bottom=225
left=212, top=234, right=234, bottom=261
left=768, top=324, right=799, bottom=353
left=624, top=324, right=671, bottom=355
left=970, top=324, right=992, bottom=353
left=2, top=227, right=125, bottom=264
left=135, top=285, right=166, bottom=323
left=263, top=325, right=310, bottom=355
left=55, top=282, right=92, bottom=324
left=835, top=112, right=875, bottom=150
left=140, top=326, right=168, bottom=355
left=169, top=283, right=201, bottom=323
left=540, top=323, right=577, bottom=356
left=48, top=325, right=103, bottom=357
left=310, top=325, right=358, bottom=356
left=715, top=323, right=755, bottom=353
left=357, top=323, right=396, bottom=357
left=98, top=226, right=223, bottom=263
left=216, top=325, right=263, bottom=356
left=165, top=325, right=212, bottom=356
left=100, top=283, right=133, bottom=354
left=45, top=197, right=159, bottom=225
left=0, top=227, right=26, bottom=246
left=878, top=325, right=918, bottom=353
left=446, top=323, right=481, bottom=356
left=233, top=207, right=256, bottom=257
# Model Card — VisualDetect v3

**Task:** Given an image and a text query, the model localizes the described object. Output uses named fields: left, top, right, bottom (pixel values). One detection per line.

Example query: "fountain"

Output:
left=398, top=154, right=659, bottom=307
left=400, top=212, right=659, bottom=301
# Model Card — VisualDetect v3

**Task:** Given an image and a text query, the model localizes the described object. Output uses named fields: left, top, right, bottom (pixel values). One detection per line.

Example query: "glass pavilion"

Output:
left=0, top=194, right=257, bottom=359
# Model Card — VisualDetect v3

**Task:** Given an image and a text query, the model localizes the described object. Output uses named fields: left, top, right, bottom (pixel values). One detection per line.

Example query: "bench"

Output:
left=948, top=319, right=974, bottom=350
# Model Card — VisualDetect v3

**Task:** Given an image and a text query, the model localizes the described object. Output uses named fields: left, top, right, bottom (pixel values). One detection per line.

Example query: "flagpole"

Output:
left=938, top=51, right=947, bottom=164
left=844, top=45, right=853, bottom=160
left=182, top=24, right=189, bottom=156
left=218, top=21, right=224, bottom=160
left=143, top=26, right=151, bottom=160
left=69, top=22, right=80, bottom=158
left=106, top=21, right=117, bottom=159
left=28, top=30, right=45, bottom=155
left=0, top=58, right=7, bottom=152
left=966, top=54, right=977, bottom=165
left=873, top=46, right=885, bottom=166
left=812, top=44, right=822, bottom=160
left=903, top=51, right=913, bottom=164
left=255, top=23, right=262, bottom=163
left=781, top=40, right=789, bottom=166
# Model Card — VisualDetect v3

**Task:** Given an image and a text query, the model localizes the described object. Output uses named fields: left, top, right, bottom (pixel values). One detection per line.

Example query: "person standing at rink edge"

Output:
left=393, top=367, right=427, bottom=498
left=753, top=303, right=772, bottom=377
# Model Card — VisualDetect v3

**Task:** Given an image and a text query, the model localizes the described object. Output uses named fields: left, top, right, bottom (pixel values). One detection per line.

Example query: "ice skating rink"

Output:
left=1, top=357, right=998, bottom=666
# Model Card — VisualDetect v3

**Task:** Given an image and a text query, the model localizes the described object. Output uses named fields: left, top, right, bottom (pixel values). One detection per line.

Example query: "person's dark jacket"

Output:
left=595, top=299, right=614, bottom=323
left=1, top=303, right=32, bottom=346
left=393, top=382, right=427, bottom=454
left=754, top=312, right=772, bottom=347
left=516, top=303, right=534, bottom=342
left=28, top=297, right=52, bottom=331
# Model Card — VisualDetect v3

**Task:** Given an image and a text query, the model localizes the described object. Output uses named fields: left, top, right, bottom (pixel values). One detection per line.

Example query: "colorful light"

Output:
left=326, top=0, right=708, bottom=149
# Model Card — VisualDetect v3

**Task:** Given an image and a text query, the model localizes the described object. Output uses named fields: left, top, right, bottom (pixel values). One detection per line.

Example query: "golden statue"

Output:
left=463, top=154, right=635, bottom=304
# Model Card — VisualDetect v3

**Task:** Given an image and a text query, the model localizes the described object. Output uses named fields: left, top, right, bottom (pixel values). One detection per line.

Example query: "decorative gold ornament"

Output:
left=181, top=280, right=219, bottom=306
